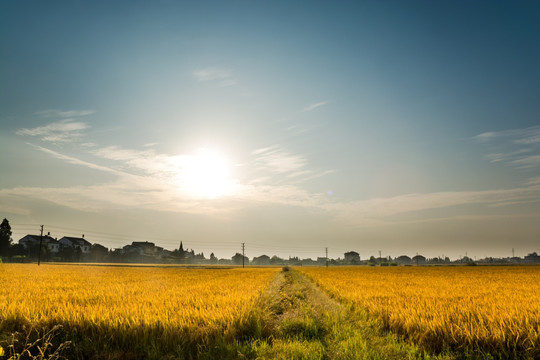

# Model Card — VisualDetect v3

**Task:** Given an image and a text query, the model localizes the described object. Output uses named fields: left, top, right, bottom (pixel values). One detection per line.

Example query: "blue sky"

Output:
left=1, top=1, right=540, bottom=259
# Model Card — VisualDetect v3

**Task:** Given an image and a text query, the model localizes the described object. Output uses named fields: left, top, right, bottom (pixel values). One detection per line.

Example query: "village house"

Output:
left=396, top=255, right=412, bottom=265
left=59, top=236, right=91, bottom=254
left=344, top=251, right=360, bottom=264
left=18, top=234, right=60, bottom=253
left=524, top=252, right=540, bottom=263
left=123, top=241, right=164, bottom=257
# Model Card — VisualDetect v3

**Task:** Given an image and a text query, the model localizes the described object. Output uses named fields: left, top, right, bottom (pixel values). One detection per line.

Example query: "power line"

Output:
left=13, top=224, right=342, bottom=257
left=10, top=223, right=376, bottom=260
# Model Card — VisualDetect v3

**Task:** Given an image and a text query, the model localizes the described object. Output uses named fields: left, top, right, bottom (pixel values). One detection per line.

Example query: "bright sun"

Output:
left=177, top=148, right=235, bottom=199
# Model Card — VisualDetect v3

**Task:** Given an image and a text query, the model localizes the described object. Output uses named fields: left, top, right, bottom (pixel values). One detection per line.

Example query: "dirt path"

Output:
left=249, top=267, right=447, bottom=360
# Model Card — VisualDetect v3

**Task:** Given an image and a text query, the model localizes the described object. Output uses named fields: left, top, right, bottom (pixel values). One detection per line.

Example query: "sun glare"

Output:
left=177, top=148, right=235, bottom=199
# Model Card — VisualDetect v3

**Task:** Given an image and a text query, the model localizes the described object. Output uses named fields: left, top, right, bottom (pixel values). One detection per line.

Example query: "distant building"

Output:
left=123, top=241, right=160, bottom=256
left=252, top=255, right=270, bottom=265
left=59, top=236, right=91, bottom=254
left=524, top=252, right=540, bottom=263
left=396, top=255, right=412, bottom=265
left=301, top=258, right=317, bottom=266
left=344, top=251, right=360, bottom=264
left=412, top=255, right=426, bottom=265
left=18, top=234, right=60, bottom=253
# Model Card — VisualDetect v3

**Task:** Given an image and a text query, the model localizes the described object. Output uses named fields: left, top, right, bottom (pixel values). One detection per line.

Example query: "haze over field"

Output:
left=1, top=1, right=540, bottom=259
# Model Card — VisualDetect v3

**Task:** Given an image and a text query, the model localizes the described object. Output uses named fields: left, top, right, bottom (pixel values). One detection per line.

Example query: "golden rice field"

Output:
left=300, top=266, right=540, bottom=358
left=2, top=263, right=539, bottom=359
left=0, top=264, right=279, bottom=358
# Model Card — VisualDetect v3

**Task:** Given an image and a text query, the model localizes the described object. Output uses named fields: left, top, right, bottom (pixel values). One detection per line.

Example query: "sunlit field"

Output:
left=300, top=266, right=540, bottom=358
left=0, top=264, right=279, bottom=358
left=2, top=264, right=539, bottom=359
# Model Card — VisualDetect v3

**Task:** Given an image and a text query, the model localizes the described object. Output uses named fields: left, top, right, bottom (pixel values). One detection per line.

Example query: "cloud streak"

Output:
left=474, top=125, right=540, bottom=169
left=16, top=119, right=90, bottom=143
left=251, top=146, right=308, bottom=174
left=32, top=145, right=123, bottom=175
left=35, top=109, right=95, bottom=118
left=249, top=145, right=334, bottom=185
left=328, top=183, right=540, bottom=224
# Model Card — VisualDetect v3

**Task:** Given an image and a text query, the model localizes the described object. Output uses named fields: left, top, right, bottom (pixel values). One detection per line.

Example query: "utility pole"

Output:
left=378, top=250, right=381, bottom=266
left=241, top=243, right=245, bottom=268
left=325, top=247, right=328, bottom=268
left=512, top=248, right=515, bottom=258
left=38, top=225, right=44, bottom=266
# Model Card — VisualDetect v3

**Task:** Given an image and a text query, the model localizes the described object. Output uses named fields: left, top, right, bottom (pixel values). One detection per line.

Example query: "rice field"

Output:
left=0, top=263, right=279, bottom=358
left=1, top=263, right=539, bottom=359
left=300, top=266, right=540, bottom=358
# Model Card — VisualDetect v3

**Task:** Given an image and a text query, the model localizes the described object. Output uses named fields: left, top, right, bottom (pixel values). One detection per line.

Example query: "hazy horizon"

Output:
left=2, top=1, right=540, bottom=260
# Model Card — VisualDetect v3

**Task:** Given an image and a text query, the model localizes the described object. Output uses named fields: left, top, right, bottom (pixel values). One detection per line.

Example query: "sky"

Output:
left=1, top=1, right=540, bottom=260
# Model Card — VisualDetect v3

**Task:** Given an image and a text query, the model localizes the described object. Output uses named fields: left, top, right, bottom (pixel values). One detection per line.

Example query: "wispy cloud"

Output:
left=32, top=145, right=122, bottom=175
left=193, top=67, right=236, bottom=87
left=474, top=125, right=540, bottom=144
left=249, top=145, right=334, bottom=186
left=300, top=101, right=329, bottom=113
left=16, top=119, right=90, bottom=143
left=511, top=155, right=540, bottom=168
left=251, top=146, right=308, bottom=174
left=35, top=109, right=95, bottom=118
left=473, top=125, right=540, bottom=169
left=90, top=145, right=180, bottom=180
left=326, top=181, right=540, bottom=226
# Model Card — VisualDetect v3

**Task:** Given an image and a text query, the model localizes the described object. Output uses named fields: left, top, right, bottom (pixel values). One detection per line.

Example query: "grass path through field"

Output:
left=249, top=267, right=447, bottom=360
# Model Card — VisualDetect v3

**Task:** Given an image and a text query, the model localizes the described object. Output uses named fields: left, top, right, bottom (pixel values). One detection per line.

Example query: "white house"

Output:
left=59, top=236, right=91, bottom=254
left=18, top=234, right=60, bottom=253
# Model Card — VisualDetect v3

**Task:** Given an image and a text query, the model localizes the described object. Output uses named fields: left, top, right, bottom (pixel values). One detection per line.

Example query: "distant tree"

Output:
left=232, top=253, right=248, bottom=265
left=90, top=243, right=109, bottom=262
left=107, top=249, right=123, bottom=263
left=8, top=243, right=26, bottom=258
left=0, top=218, right=12, bottom=256
left=209, top=252, right=217, bottom=264
left=59, top=246, right=75, bottom=262
left=270, top=255, right=284, bottom=265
